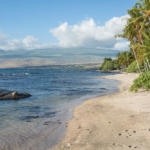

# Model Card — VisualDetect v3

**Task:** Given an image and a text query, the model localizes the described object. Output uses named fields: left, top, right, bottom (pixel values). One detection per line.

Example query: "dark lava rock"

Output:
left=0, top=91, right=31, bottom=100
left=100, top=88, right=107, bottom=90
left=20, top=115, right=40, bottom=120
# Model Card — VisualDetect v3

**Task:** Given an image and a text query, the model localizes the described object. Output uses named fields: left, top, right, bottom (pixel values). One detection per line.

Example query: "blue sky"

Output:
left=0, top=0, right=138, bottom=50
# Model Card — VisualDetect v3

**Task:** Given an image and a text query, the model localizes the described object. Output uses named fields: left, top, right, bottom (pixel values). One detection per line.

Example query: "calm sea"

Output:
left=0, top=65, right=120, bottom=150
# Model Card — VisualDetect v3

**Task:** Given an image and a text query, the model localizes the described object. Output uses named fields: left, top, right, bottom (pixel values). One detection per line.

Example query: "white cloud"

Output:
left=0, top=15, right=129, bottom=51
left=0, top=34, right=54, bottom=50
left=50, top=15, right=129, bottom=50
left=114, top=41, right=130, bottom=51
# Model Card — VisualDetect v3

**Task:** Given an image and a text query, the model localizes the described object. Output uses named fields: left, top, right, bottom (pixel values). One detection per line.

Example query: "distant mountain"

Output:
left=0, top=48, right=119, bottom=68
left=0, top=49, right=5, bottom=53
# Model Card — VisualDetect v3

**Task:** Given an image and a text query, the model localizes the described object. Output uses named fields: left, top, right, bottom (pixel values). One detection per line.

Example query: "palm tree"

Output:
left=117, top=51, right=134, bottom=69
left=116, top=0, right=150, bottom=72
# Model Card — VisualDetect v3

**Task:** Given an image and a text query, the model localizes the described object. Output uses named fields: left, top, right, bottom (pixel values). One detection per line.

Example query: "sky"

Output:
left=0, top=0, right=138, bottom=51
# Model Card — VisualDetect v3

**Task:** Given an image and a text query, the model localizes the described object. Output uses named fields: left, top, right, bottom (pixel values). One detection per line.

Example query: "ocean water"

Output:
left=0, top=65, right=120, bottom=150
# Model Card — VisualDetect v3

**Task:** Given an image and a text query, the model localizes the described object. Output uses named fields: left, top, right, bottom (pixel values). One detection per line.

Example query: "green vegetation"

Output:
left=123, top=0, right=150, bottom=91
left=100, top=0, right=150, bottom=91
left=99, top=58, right=119, bottom=71
left=117, top=51, right=134, bottom=69
left=115, top=0, right=150, bottom=73
left=130, top=71, right=150, bottom=92
left=126, top=61, right=140, bottom=73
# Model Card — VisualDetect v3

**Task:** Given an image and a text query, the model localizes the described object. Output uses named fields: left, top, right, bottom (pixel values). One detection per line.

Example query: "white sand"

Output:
left=52, top=73, right=150, bottom=150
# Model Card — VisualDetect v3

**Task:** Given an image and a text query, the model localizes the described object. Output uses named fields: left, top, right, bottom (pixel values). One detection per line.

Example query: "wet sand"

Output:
left=52, top=73, right=150, bottom=150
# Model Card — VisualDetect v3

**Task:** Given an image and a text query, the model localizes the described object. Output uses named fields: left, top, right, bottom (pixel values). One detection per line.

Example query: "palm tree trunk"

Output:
left=132, top=47, right=141, bottom=73
left=144, top=62, right=148, bottom=72
left=146, top=57, right=150, bottom=69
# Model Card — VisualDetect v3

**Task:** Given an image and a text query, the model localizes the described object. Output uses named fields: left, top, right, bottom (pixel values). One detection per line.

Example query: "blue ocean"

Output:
left=0, top=65, right=120, bottom=150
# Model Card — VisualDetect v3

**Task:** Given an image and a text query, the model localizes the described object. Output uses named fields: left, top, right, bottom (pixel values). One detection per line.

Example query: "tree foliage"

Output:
left=115, top=0, right=150, bottom=73
left=130, top=71, right=150, bottom=91
left=99, top=1, right=150, bottom=91
left=114, top=0, right=150, bottom=91
left=117, top=51, right=134, bottom=69
left=126, top=61, right=139, bottom=73
left=99, top=58, right=119, bottom=71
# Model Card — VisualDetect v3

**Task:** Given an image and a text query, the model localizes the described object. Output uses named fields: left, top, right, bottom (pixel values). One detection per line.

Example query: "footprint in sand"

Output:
left=134, top=146, right=137, bottom=148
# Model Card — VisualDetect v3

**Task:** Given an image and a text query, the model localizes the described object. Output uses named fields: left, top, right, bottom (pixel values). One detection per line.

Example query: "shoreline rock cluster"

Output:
left=0, top=90, right=31, bottom=100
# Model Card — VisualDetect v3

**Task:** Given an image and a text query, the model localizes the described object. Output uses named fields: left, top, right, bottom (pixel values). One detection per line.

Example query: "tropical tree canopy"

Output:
left=115, top=0, right=150, bottom=73
left=114, top=0, right=150, bottom=91
left=117, top=51, right=134, bottom=68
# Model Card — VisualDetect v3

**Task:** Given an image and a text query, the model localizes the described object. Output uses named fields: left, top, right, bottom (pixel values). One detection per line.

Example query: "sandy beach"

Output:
left=52, top=73, right=150, bottom=150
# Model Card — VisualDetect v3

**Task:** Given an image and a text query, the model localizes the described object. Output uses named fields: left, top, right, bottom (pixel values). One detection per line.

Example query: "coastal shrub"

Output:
left=104, top=57, right=112, bottom=61
left=130, top=71, right=150, bottom=92
left=101, top=61, right=114, bottom=71
left=112, top=59, right=119, bottom=70
left=99, top=58, right=119, bottom=71
left=126, top=61, right=139, bottom=73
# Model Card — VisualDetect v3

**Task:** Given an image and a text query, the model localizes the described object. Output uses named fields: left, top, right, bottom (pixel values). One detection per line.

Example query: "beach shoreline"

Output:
left=52, top=73, right=150, bottom=150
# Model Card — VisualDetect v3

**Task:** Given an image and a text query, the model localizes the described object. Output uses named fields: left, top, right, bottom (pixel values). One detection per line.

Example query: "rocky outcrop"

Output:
left=0, top=91, right=31, bottom=100
left=100, top=88, right=107, bottom=90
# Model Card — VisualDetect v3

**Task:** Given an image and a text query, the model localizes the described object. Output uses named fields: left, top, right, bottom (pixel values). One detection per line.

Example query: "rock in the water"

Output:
left=0, top=91, right=9, bottom=97
left=100, top=88, right=107, bottom=90
left=0, top=90, right=31, bottom=100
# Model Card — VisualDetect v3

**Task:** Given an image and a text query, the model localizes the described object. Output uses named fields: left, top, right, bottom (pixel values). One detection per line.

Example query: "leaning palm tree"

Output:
left=134, top=0, right=150, bottom=68
left=116, top=0, right=150, bottom=72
